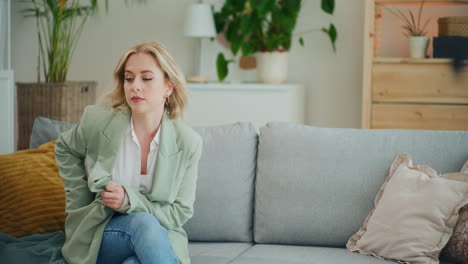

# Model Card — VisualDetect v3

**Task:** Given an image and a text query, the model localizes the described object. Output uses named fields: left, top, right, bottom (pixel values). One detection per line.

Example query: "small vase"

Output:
left=255, top=51, right=289, bottom=84
left=409, top=36, right=429, bottom=58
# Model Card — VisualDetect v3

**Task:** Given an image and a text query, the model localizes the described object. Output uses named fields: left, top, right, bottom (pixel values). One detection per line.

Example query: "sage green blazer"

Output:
left=55, top=105, right=202, bottom=264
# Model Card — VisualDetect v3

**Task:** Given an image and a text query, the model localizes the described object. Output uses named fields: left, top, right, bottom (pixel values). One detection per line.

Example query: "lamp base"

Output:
left=186, top=76, right=210, bottom=83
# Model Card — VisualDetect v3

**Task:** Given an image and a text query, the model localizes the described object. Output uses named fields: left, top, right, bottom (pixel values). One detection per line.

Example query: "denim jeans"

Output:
left=96, top=212, right=180, bottom=264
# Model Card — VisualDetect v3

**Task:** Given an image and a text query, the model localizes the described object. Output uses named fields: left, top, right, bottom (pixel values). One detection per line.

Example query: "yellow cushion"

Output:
left=0, top=141, right=65, bottom=237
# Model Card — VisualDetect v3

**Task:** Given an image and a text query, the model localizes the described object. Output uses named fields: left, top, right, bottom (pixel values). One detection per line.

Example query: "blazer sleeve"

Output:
left=55, top=106, right=94, bottom=213
left=117, top=138, right=203, bottom=230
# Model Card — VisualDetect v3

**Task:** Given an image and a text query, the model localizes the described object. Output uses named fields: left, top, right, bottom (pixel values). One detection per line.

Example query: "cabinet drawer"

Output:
left=371, top=103, right=468, bottom=130
left=372, top=63, right=468, bottom=104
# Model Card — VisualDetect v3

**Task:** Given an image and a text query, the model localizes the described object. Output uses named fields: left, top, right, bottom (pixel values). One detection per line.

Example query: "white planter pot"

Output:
left=255, top=51, right=289, bottom=84
left=409, top=36, right=429, bottom=58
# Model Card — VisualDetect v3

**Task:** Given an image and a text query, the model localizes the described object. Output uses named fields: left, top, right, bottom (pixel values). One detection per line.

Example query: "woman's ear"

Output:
left=166, top=82, right=174, bottom=98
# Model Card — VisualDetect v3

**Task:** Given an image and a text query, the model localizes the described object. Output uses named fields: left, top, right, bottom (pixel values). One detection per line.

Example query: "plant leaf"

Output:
left=408, top=10, right=417, bottom=31
left=322, top=23, right=337, bottom=52
left=241, top=42, right=256, bottom=57
left=321, top=0, right=335, bottom=15
left=299, top=37, right=304, bottom=47
left=251, top=0, right=273, bottom=18
left=402, top=24, right=416, bottom=36
left=213, top=11, right=226, bottom=33
left=240, top=14, right=251, bottom=33
left=396, top=9, right=412, bottom=30
left=417, top=0, right=426, bottom=33
left=59, top=0, right=67, bottom=12
left=216, top=53, right=229, bottom=82
left=231, top=39, right=241, bottom=55
left=420, top=18, right=431, bottom=36
left=226, top=20, right=242, bottom=55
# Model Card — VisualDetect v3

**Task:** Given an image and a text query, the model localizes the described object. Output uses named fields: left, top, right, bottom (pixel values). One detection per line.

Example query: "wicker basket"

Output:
left=16, top=81, right=96, bottom=150
left=438, top=16, right=468, bottom=37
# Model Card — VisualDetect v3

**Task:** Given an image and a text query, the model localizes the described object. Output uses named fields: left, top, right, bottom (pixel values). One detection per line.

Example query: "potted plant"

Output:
left=213, top=0, right=337, bottom=83
left=16, top=0, right=143, bottom=150
left=386, top=0, right=430, bottom=58
left=15, top=0, right=104, bottom=149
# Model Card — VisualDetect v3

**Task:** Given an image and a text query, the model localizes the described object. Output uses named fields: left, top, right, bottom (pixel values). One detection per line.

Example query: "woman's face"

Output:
left=123, top=52, right=173, bottom=115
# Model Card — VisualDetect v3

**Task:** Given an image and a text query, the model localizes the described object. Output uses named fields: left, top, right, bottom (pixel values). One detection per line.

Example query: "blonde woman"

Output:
left=55, top=41, right=202, bottom=264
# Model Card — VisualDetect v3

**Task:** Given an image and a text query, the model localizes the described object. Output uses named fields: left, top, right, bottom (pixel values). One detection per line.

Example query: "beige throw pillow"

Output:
left=347, top=153, right=468, bottom=264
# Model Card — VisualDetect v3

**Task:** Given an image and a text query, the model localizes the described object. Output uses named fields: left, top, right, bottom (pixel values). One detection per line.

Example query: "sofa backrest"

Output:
left=254, top=123, right=468, bottom=247
left=184, top=122, right=258, bottom=242
left=31, top=116, right=258, bottom=242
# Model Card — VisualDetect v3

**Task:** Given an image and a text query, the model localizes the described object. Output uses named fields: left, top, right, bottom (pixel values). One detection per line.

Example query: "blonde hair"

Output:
left=106, top=41, right=188, bottom=120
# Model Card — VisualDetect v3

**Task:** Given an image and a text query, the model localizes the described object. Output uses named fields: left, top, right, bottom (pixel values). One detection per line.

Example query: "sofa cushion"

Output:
left=347, top=154, right=468, bottom=263
left=189, top=242, right=252, bottom=264
left=229, top=244, right=396, bottom=264
left=184, top=122, right=258, bottom=242
left=0, top=141, right=65, bottom=237
left=255, top=123, right=468, bottom=247
left=441, top=161, right=468, bottom=264
left=29, top=116, right=75, bottom=149
left=442, top=205, right=468, bottom=263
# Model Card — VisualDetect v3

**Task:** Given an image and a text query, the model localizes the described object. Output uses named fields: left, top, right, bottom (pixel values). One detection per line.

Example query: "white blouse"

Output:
left=111, top=118, right=161, bottom=207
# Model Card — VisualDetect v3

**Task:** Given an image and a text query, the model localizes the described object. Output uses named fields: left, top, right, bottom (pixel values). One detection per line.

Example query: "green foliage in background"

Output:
left=214, top=0, right=337, bottom=82
left=22, top=0, right=145, bottom=83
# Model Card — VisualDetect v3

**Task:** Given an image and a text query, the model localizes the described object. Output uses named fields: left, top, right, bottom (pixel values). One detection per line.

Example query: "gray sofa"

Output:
left=185, top=122, right=467, bottom=264
left=29, top=117, right=468, bottom=264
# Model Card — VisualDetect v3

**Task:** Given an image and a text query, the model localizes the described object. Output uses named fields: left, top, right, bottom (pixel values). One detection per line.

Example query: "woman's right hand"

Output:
left=101, top=182, right=126, bottom=210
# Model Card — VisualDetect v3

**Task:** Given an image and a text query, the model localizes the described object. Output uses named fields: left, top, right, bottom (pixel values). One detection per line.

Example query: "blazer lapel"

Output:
left=147, top=114, right=182, bottom=202
left=88, top=109, right=131, bottom=192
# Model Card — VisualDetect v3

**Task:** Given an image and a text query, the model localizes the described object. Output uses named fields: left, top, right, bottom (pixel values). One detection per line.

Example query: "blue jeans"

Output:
left=97, top=212, right=180, bottom=264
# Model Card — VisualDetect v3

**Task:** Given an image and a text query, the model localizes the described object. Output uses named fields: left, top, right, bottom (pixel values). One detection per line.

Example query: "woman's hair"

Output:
left=105, top=41, right=188, bottom=120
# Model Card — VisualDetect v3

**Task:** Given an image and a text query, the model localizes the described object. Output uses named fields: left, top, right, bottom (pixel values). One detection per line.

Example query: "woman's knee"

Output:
left=129, top=213, right=169, bottom=243
left=106, top=212, right=160, bottom=233
left=128, top=212, right=160, bottom=227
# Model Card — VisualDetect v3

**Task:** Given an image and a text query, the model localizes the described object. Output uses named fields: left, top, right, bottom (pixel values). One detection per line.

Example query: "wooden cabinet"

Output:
left=362, top=0, right=468, bottom=130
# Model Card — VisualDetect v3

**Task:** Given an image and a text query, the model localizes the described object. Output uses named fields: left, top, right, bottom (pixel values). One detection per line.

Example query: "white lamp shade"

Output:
left=184, top=3, right=216, bottom=38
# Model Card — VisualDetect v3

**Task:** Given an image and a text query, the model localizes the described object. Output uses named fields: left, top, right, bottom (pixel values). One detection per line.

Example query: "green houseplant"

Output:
left=213, top=0, right=337, bottom=82
left=386, top=0, right=429, bottom=37
left=16, top=0, right=143, bottom=150
left=22, top=0, right=102, bottom=83
left=23, top=0, right=146, bottom=82
left=385, top=0, right=430, bottom=58
left=16, top=0, right=104, bottom=149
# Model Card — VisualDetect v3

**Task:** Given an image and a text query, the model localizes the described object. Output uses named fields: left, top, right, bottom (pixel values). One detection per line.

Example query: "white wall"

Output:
left=293, top=0, right=365, bottom=128
left=12, top=0, right=365, bottom=128
left=12, top=0, right=194, bottom=92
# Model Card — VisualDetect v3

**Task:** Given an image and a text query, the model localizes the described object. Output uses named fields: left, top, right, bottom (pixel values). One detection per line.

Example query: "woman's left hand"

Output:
left=101, top=182, right=125, bottom=210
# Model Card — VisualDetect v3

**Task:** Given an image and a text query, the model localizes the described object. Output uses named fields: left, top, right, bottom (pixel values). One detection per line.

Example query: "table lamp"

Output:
left=184, top=2, right=216, bottom=83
